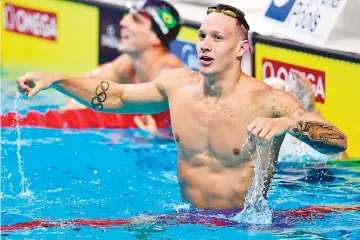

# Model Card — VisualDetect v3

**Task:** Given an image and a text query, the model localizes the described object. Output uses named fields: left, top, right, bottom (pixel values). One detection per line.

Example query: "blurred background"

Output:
left=1, top=0, right=359, bottom=158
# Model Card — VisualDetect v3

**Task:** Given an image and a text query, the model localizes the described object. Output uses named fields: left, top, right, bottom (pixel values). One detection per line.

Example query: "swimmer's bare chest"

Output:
left=169, top=86, right=269, bottom=167
left=166, top=78, right=286, bottom=209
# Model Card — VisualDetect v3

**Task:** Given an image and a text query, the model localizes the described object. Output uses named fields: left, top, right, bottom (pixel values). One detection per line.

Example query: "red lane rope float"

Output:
left=0, top=109, right=171, bottom=129
left=1, top=205, right=359, bottom=231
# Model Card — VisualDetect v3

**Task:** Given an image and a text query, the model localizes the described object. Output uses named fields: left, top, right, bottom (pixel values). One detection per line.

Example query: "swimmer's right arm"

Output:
left=16, top=71, right=170, bottom=114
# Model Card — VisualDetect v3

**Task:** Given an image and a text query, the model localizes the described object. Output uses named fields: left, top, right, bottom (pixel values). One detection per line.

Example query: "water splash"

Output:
left=232, top=145, right=272, bottom=224
left=13, top=92, right=32, bottom=198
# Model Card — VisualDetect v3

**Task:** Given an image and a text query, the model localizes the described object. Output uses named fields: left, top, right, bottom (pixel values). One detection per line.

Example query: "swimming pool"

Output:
left=1, top=81, right=360, bottom=239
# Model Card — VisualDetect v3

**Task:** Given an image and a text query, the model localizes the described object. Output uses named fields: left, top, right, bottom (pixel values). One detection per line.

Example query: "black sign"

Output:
left=98, top=7, right=126, bottom=64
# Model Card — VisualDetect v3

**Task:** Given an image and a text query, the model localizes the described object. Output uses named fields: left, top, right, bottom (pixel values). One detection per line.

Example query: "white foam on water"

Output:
left=13, top=92, right=33, bottom=198
left=232, top=144, right=272, bottom=224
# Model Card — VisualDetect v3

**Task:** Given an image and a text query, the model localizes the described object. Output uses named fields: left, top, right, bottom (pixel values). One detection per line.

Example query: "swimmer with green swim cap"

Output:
left=18, top=3, right=347, bottom=210
left=64, top=0, right=183, bottom=107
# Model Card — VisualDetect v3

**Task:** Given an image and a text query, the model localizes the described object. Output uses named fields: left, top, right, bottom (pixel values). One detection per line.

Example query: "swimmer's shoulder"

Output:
left=154, top=52, right=184, bottom=70
left=242, top=75, right=274, bottom=101
left=240, top=75, right=271, bottom=93
left=155, top=67, right=199, bottom=92
left=245, top=76, right=300, bottom=113
left=151, top=54, right=184, bottom=79
left=163, top=53, right=184, bottom=68
left=112, top=54, right=134, bottom=76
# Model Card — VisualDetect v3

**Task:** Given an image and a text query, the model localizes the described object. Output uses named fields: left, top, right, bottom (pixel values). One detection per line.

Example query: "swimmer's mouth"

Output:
left=120, top=30, right=130, bottom=41
left=199, top=56, right=214, bottom=65
left=121, top=34, right=130, bottom=41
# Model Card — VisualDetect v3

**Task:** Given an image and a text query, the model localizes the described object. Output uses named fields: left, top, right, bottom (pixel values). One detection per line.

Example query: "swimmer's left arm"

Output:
left=275, top=91, right=347, bottom=155
left=286, top=107, right=347, bottom=155
left=247, top=90, right=347, bottom=154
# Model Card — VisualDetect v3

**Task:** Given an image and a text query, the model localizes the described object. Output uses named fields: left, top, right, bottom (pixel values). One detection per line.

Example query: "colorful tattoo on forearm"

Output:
left=91, top=81, right=109, bottom=110
left=292, top=120, right=346, bottom=153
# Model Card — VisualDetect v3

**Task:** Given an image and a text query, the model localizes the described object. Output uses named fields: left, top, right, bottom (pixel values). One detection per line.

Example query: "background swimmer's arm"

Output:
left=271, top=91, right=347, bottom=154
left=85, top=55, right=133, bottom=83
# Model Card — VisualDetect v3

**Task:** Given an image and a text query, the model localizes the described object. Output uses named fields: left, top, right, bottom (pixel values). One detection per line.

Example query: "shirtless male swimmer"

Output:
left=17, top=4, right=347, bottom=210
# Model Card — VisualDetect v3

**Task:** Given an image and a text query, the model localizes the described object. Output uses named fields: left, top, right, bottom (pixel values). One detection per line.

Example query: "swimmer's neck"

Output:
left=128, top=47, right=169, bottom=81
left=202, top=65, right=243, bottom=98
left=128, top=46, right=168, bottom=65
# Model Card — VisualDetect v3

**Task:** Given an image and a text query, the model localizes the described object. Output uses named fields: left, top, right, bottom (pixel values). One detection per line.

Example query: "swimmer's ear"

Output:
left=149, top=32, right=161, bottom=46
left=236, top=40, right=250, bottom=59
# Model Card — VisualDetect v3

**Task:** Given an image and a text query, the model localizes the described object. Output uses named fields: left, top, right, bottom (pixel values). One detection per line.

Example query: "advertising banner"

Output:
left=261, top=58, right=325, bottom=103
left=263, top=0, right=348, bottom=46
left=253, top=33, right=360, bottom=158
left=170, top=24, right=199, bottom=70
left=98, top=7, right=122, bottom=65
left=1, top=0, right=99, bottom=79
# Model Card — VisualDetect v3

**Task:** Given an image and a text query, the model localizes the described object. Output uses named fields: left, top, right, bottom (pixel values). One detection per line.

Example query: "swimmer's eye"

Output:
left=198, top=33, right=206, bottom=40
left=214, top=35, right=223, bottom=40
left=131, top=12, right=144, bottom=24
left=132, top=14, right=140, bottom=23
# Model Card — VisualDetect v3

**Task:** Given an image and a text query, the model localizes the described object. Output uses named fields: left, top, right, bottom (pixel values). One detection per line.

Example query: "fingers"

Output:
left=246, top=117, right=261, bottom=133
left=134, top=116, right=147, bottom=130
left=134, top=115, right=159, bottom=134
left=25, top=78, right=36, bottom=88
left=17, top=72, right=29, bottom=83
left=16, top=72, right=54, bottom=99
left=27, top=84, right=42, bottom=98
left=261, top=128, right=280, bottom=147
left=17, top=85, right=27, bottom=94
left=17, top=72, right=36, bottom=97
left=258, top=122, right=272, bottom=139
left=247, top=118, right=276, bottom=146
left=17, top=73, right=30, bottom=91
left=247, top=118, right=265, bottom=145
left=146, top=115, right=159, bottom=133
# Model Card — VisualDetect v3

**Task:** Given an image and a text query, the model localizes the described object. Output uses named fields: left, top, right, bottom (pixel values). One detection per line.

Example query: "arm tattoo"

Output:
left=91, top=81, right=109, bottom=110
left=292, top=120, right=346, bottom=154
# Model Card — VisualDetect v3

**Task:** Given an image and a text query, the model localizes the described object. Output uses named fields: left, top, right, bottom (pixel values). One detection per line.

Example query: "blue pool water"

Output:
left=1, top=81, right=360, bottom=239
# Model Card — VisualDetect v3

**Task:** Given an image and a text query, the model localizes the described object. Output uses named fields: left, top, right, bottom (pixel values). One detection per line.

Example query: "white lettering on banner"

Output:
left=264, top=0, right=348, bottom=45
left=4, top=3, right=57, bottom=41
left=262, top=58, right=326, bottom=103
left=314, top=76, right=325, bottom=100
left=181, top=44, right=199, bottom=70
left=101, top=24, right=119, bottom=49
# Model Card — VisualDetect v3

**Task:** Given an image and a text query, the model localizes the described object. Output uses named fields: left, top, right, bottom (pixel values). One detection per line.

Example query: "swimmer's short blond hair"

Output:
left=207, top=4, right=250, bottom=39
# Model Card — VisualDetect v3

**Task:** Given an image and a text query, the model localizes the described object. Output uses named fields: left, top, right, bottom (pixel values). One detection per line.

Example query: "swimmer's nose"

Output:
left=199, top=37, right=212, bottom=53
left=119, top=17, right=127, bottom=28
left=119, top=11, right=133, bottom=28
left=200, top=46, right=211, bottom=53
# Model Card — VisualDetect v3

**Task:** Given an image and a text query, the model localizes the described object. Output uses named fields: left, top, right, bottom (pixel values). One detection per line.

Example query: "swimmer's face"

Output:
left=118, top=9, right=158, bottom=53
left=197, top=13, right=249, bottom=75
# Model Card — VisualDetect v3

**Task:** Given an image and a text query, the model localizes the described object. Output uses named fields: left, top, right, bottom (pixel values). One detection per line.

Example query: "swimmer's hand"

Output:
left=17, top=72, right=60, bottom=98
left=134, top=115, right=159, bottom=134
left=247, top=117, right=294, bottom=146
left=134, top=115, right=173, bottom=140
